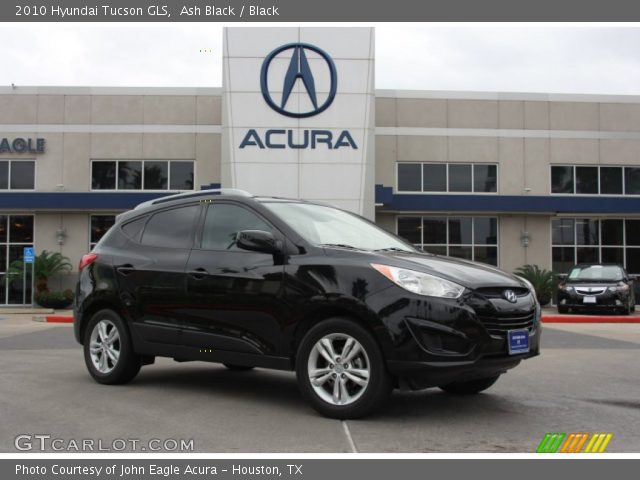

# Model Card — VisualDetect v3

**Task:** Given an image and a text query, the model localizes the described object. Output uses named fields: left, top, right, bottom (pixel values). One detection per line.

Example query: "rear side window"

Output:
left=201, top=204, right=272, bottom=250
left=141, top=204, right=200, bottom=248
left=121, top=216, right=148, bottom=242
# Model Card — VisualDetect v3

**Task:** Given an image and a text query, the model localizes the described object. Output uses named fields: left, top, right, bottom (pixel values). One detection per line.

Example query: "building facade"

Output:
left=2, top=27, right=640, bottom=305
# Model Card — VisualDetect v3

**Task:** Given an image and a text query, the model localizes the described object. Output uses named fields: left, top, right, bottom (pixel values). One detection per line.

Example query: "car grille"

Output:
left=478, top=312, right=536, bottom=337
left=575, top=287, right=607, bottom=295
left=474, top=287, right=530, bottom=299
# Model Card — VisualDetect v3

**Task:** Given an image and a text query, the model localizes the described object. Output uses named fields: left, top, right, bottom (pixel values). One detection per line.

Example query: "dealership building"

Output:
left=2, top=26, right=640, bottom=305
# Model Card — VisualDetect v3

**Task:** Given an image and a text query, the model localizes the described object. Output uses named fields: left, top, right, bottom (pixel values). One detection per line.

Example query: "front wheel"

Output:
left=439, top=374, right=501, bottom=395
left=296, top=319, right=392, bottom=419
left=83, top=309, right=141, bottom=385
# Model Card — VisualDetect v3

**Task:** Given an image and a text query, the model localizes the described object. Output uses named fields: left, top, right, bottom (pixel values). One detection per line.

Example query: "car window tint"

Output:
left=122, top=216, right=148, bottom=242
left=141, top=205, right=200, bottom=248
left=201, top=204, right=272, bottom=251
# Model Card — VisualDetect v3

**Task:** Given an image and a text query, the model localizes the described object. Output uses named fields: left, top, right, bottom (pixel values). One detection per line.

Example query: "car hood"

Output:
left=371, top=251, right=527, bottom=290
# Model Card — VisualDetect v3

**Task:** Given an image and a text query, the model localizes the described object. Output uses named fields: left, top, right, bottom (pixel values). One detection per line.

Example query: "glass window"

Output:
left=474, top=246, right=498, bottom=266
left=424, top=245, right=447, bottom=256
left=0, top=215, right=6, bottom=243
left=552, top=247, right=575, bottom=274
left=0, top=162, right=8, bottom=189
left=473, top=165, right=497, bottom=193
left=141, top=205, right=200, bottom=249
left=202, top=204, right=272, bottom=251
left=626, top=220, right=640, bottom=246
left=577, top=247, right=599, bottom=264
left=601, top=247, right=624, bottom=265
left=92, top=162, right=116, bottom=190
left=9, top=161, right=35, bottom=189
left=422, top=217, right=447, bottom=244
left=144, top=161, right=168, bottom=190
left=9, top=216, right=33, bottom=243
left=625, top=167, right=640, bottom=195
left=397, top=217, right=422, bottom=245
left=449, top=246, right=473, bottom=260
left=575, top=166, right=598, bottom=194
left=397, top=164, right=421, bottom=192
left=448, top=164, right=472, bottom=192
left=601, top=219, right=623, bottom=245
left=627, top=248, right=640, bottom=273
left=90, top=215, right=116, bottom=248
left=575, top=219, right=599, bottom=245
left=552, top=218, right=575, bottom=245
left=600, top=167, right=623, bottom=195
left=122, top=216, right=148, bottom=242
left=551, top=166, right=574, bottom=194
left=448, top=217, right=472, bottom=244
left=170, top=162, right=194, bottom=190
left=422, top=164, right=447, bottom=192
left=118, top=161, right=142, bottom=190
left=474, top=217, right=497, bottom=245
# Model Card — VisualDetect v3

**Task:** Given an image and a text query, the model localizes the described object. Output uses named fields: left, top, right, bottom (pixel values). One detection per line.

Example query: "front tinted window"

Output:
left=141, top=205, right=200, bottom=248
left=264, top=202, right=414, bottom=252
left=201, top=204, right=272, bottom=251
left=568, top=265, right=624, bottom=282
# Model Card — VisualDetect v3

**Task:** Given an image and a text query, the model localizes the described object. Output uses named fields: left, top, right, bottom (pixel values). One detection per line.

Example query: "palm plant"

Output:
left=513, top=264, right=555, bottom=306
left=2, top=250, right=72, bottom=293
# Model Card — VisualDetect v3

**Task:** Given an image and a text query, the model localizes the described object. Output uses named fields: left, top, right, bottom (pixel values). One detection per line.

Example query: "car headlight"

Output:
left=516, top=276, right=535, bottom=293
left=371, top=264, right=465, bottom=298
left=609, top=284, right=630, bottom=293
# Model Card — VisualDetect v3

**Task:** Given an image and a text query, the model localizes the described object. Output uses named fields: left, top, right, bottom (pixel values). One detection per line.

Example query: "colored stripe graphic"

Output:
left=538, top=433, right=613, bottom=453
left=537, top=433, right=566, bottom=453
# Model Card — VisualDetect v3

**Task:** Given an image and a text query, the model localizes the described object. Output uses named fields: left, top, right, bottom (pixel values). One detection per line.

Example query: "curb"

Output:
left=542, top=315, right=640, bottom=324
left=33, top=315, right=73, bottom=323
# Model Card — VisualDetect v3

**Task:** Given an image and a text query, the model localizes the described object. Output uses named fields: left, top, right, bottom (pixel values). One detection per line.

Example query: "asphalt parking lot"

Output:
left=0, top=313, right=639, bottom=453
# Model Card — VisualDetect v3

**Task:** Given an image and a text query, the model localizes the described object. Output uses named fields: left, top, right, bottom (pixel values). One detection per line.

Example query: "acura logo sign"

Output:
left=260, top=43, right=338, bottom=118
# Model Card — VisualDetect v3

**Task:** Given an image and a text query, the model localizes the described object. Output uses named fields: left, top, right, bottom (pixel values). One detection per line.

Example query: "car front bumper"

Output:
left=557, top=289, right=630, bottom=311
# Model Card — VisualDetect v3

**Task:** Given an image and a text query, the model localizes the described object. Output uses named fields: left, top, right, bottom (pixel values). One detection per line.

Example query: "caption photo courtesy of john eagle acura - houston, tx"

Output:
left=3, top=27, right=640, bottom=419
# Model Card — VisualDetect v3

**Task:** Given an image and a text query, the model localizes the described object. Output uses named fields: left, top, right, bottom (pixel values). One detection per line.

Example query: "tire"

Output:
left=557, top=306, right=569, bottom=314
left=439, top=374, right=501, bottom=395
left=223, top=364, right=255, bottom=371
left=295, top=318, right=392, bottom=419
left=83, top=309, right=141, bottom=385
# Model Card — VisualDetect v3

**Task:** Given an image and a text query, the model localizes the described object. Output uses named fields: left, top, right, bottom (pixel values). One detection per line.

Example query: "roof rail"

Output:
left=134, top=188, right=253, bottom=209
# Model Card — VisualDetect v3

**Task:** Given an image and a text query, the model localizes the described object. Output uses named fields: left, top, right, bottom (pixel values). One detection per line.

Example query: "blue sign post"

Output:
left=23, top=247, right=35, bottom=264
left=23, top=247, right=35, bottom=306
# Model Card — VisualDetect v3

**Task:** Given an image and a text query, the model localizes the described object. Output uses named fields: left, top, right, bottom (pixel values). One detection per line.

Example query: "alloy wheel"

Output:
left=307, top=333, right=370, bottom=406
left=89, top=319, right=121, bottom=374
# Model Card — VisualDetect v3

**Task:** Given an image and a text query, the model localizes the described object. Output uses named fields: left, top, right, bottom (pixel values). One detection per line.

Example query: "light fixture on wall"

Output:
left=520, top=231, right=531, bottom=248
left=56, top=227, right=67, bottom=245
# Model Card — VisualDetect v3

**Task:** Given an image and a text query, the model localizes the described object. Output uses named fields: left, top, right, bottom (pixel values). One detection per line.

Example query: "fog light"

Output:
left=615, top=299, right=622, bottom=306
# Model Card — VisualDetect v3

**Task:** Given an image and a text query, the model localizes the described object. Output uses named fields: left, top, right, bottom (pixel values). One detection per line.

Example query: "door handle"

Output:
left=188, top=268, right=209, bottom=279
left=116, top=264, right=135, bottom=275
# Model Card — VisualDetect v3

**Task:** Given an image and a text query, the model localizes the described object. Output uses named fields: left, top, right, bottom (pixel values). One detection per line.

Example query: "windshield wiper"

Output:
left=373, top=247, right=409, bottom=252
left=319, top=243, right=360, bottom=250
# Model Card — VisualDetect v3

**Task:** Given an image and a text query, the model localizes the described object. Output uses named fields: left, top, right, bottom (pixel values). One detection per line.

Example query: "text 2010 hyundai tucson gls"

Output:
left=74, top=189, right=541, bottom=418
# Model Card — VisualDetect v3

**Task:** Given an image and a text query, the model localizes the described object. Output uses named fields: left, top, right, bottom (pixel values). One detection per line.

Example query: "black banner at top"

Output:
left=4, top=0, right=640, bottom=22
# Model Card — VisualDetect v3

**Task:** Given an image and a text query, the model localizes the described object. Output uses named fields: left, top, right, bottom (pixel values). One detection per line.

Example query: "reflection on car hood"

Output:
left=379, top=251, right=526, bottom=290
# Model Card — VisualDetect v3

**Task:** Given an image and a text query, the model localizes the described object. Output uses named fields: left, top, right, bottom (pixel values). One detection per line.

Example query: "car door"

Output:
left=182, top=202, right=286, bottom=356
left=114, top=203, right=201, bottom=346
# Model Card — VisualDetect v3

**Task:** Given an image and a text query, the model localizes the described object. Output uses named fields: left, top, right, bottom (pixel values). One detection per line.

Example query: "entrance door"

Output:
left=0, top=215, right=34, bottom=305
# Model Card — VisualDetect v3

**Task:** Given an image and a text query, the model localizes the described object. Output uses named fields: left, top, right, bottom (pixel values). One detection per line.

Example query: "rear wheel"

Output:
left=296, top=318, right=392, bottom=419
left=223, top=364, right=254, bottom=371
left=83, top=309, right=141, bottom=385
left=439, top=374, right=501, bottom=395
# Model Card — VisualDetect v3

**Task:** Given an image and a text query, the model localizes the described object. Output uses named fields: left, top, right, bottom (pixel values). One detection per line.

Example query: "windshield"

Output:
left=568, top=265, right=624, bottom=282
left=263, top=202, right=415, bottom=252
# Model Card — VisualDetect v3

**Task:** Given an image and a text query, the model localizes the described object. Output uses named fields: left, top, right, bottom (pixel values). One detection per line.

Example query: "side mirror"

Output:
left=629, top=274, right=637, bottom=282
left=236, top=230, right=282, bottom=254
left=556, top=274, right=567, bottom=280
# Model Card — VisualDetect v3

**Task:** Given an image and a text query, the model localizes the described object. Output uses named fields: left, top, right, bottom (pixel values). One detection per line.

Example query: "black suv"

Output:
left=74, top=190, right=540, bottom=418
left=557, top=263, right=636, bottom=315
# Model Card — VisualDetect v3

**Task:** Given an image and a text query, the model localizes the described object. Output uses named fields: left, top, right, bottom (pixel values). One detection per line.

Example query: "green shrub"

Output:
left=514, top=264, right=555, bottom=306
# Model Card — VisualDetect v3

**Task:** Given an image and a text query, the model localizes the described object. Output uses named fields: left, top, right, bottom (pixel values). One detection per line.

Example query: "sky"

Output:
left=1, top=24, right=640, bottom=95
